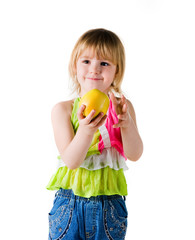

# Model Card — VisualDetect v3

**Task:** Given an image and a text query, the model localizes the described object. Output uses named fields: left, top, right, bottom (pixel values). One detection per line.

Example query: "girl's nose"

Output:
left=90, top=62, right=101, bottom=74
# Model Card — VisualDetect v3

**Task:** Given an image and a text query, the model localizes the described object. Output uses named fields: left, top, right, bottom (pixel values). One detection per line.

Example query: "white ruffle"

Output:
left=57, top=147, right=128, bottom=171
left=98, top=125, right=111, bottom=148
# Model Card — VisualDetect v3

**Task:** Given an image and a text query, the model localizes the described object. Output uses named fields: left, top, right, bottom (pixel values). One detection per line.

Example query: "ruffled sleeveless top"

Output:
left=46, top=97, right=128, bottom=198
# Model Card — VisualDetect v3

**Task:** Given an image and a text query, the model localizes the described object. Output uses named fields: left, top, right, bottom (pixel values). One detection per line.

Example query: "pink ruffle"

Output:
left=98, top=99, right=127, bottom=160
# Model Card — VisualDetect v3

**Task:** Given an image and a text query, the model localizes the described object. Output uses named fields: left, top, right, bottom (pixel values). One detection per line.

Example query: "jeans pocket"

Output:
left=48, top=196, right=74, bottom=240
left=104, top=198, right=128, bottom=240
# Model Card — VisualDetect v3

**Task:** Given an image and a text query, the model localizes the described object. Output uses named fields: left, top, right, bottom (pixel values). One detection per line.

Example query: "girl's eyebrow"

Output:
left=80, top=56, right=111, bottom=62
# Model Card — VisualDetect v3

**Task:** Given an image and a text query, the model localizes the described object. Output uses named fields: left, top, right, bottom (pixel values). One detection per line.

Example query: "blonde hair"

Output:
left=68, top=28, right=125, bottom=95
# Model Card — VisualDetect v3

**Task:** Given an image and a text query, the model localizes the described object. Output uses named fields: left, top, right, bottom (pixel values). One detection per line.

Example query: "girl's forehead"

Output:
left=79, top=47, right=111, bottom=61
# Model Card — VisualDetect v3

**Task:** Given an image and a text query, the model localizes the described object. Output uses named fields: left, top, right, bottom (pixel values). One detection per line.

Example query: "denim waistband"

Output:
left=55, top=188, right=125, bottom=202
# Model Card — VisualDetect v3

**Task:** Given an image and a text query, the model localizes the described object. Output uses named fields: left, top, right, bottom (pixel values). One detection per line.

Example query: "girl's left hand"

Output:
left=109, top=91, right=132, bottom=129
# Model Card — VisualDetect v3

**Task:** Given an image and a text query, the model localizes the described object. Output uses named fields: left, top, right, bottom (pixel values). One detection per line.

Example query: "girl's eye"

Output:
left=101, top=62, right=109, bottom=66
left=83, top=60, right=90, bottom=64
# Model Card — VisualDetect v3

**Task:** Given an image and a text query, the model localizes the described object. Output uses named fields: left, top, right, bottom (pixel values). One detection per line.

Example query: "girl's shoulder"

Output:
left=51, top=99, right=75, bottom=119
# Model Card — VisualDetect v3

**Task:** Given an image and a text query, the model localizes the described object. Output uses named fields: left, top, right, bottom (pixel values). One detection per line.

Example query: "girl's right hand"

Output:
left=77, top=104, right=107, bottom=136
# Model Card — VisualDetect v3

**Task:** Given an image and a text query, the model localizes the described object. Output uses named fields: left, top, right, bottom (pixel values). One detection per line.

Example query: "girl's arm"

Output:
left=51, top=100, right=106, bottom=169
left=109, top=92, right=143, bottom=161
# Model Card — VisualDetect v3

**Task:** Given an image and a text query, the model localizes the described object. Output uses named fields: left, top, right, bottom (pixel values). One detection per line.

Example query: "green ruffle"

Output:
left=46, top=166, right=127, bottom=198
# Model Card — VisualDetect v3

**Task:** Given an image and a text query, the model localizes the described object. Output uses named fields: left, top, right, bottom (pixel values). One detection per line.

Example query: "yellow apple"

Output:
left=79, top=89, right=110, bottom=118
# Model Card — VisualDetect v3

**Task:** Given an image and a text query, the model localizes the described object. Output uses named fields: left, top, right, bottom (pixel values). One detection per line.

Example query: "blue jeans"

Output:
left=48, top=189, right=128, bottom=240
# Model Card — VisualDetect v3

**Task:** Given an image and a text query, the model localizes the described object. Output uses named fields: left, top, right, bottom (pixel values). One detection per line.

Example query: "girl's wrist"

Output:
left=77, top=125, right=95, bottom=138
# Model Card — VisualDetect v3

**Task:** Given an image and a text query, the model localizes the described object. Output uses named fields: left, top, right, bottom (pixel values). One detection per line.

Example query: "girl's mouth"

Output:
left=87, top=77, right=102, bottom=81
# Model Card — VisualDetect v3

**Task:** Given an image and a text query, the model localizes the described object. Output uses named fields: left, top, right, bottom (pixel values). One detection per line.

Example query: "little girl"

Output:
left=46, top=28, right=143, bottom=240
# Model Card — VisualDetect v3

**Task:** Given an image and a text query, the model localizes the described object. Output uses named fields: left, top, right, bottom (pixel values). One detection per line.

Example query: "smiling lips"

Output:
left=87, top=77, right=103, bottom=81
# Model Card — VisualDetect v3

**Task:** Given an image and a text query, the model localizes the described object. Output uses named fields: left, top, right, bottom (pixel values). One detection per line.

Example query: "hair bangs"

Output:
left=77, top=38, right=117, bottom=65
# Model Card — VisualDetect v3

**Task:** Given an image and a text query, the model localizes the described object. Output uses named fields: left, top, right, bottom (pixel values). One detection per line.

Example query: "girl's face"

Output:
left=76, top=48, right=117, bottom=96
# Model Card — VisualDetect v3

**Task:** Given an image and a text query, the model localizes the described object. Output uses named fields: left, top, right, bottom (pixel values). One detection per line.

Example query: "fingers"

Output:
left=78, top=104, right=106, bottom=127
left=121, top=94, right=128, bottom=112
left=109, top=92, right=119, bottom=113
left=85, top=110, right=97, bottom=124
left=90, top=113, right=107, bottom=128
left=113, top=122, right=125, bottom=128
left=109, top=92, right=131, bottom=129
left=117, top=112, right=128, bottom=121
left=77, top=104, right=96, bottom=122
left=122, top=102, right=127, bottom=114
left=109, top=91, right=116, bottom=104
left=77, top=104, right=86, bottom=120
left=109, top=92, right=127, bottom=114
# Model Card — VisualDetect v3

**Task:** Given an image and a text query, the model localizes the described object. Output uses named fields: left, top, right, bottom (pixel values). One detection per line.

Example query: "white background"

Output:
left=0, top=0, right=195, bottom=239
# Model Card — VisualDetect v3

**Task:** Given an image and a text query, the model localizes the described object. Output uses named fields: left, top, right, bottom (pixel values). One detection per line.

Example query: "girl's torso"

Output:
left=46, top=97, right=128, bottom=198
